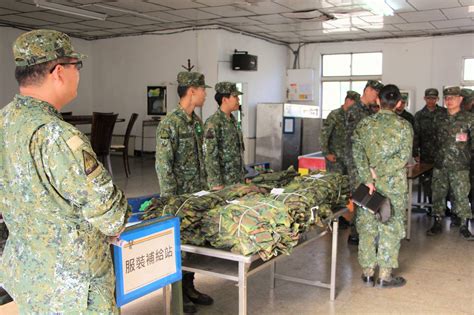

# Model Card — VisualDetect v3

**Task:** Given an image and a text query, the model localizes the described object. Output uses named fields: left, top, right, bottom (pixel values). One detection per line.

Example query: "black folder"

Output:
left=352, top=184, right=392, bottom=222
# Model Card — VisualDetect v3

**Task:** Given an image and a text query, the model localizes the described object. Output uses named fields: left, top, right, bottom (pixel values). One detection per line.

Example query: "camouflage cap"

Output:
left=401, top=92, right=409, bottom=102
left=365, top=80, right=384, bottom=91
left=13, top=29, right=86, bottom=67
left=460, top=88, right=472, bottom=98
left=424, top=88, right=439, bottom=97
left=215, top=82, right=243, bottom=96
left=177, top=71, right=211, bottom=88
left=345, top=90, right=360, bottom=101
left=443, top=86, right=461, bottom=96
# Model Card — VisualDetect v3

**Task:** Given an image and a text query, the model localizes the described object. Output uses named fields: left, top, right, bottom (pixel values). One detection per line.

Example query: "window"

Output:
left=321, top=52, right=382, bottom=118
left=463, top=58, right=474, bottom=82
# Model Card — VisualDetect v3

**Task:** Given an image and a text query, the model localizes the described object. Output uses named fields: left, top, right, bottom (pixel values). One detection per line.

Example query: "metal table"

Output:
left=141, top=118, right=161, bottom=157
left=181, top=208, right=347, bottom=315
left=406, top=163, right=434, bottom=240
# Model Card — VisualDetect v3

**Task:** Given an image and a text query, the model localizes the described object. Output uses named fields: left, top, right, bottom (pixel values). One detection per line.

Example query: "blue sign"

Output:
left=113, top=216, right=181, bottom=307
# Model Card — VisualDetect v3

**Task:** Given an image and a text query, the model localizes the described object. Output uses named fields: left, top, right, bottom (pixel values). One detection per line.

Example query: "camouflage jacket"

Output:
left=203, top=109, right=245, bottom=188
left=397, top=109, right=414, bottom=127
left=413, top=105, right=446, bottom=162
left=352, top=109, right=413, bottom=187
left=0, top=95, right=128, bottom=311
left=345, top=100, right=373, bottom=158
left=433, top=110, right=474, bottom=171
left=320, top=107, right=346, bottom=159
left=155, top=105, right=207, bottom=197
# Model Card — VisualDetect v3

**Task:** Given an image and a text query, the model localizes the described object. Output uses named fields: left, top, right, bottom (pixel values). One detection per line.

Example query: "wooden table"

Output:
left=63, top=115, right=125, bottom=125
left=406, top=163, right=434, bottom=240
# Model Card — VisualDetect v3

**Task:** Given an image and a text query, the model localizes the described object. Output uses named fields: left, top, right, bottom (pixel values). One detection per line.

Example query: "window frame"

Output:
left=320, top=52, right=383, bottom=119
left=462, top=57, right=474, bottom=84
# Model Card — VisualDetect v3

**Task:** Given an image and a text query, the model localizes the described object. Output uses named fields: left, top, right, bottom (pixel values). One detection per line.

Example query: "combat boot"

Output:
left=460, top=222, right=473, bottom=240
left=183, top=273, right=214, bottom=306
left=376, top=268, right=406, bottom=288
left=426, top=216, right=442, bottom=236
left=361, top=268, right=375, bottom=286
left=450, top=214, right=462, bottom=227
left=182, top=294, right=197, bottom=314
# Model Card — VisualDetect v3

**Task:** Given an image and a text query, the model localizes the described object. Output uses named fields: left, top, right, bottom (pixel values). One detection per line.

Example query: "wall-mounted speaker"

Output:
left=232, top=51, right=258, bottom=71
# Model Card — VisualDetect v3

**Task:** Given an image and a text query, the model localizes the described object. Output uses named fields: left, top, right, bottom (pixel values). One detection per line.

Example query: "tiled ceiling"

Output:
left=0, top=0, right=472, bottom=43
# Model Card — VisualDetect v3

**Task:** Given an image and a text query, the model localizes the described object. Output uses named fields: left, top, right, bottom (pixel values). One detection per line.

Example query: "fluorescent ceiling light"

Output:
left=34, top=0, right=107, bottom=21
left=92, top=3, right=169, bottom=23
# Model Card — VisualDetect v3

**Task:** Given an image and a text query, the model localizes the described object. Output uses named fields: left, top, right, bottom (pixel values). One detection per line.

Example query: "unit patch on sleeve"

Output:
left=83, top=150, right=99, bottom=176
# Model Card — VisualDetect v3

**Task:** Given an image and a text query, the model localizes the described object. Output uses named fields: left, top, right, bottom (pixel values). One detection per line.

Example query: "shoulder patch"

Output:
left=83, top=150, right=99, bottom=176
left=159, top=129, right=170, bottom=139
left=66, top=135, right=84, bottom=152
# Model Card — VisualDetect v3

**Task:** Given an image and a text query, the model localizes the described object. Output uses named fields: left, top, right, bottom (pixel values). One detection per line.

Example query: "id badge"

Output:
left=455, top=132, right=468, bottom=142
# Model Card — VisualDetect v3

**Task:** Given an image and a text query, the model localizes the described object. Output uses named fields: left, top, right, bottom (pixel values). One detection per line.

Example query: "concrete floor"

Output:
left=115, top=156, right=474, bottom=315
left=2, top=156, right=472, bottom=315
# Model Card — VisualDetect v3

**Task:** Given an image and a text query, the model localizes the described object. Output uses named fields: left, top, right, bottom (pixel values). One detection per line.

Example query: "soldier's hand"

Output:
left=326, top=154, right=336, bottom=162
left=370, top=168, right=377, bottom=179
left=211, top=185, right=225, bottom=191
left=366, top=183, right=376, bottom=195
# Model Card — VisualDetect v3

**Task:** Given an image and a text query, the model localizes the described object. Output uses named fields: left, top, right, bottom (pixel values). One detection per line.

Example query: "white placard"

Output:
left=284, top=103, right=319, bottom=118
left=271, top=188, right=285, bottom=195
left=121, top=227, right=176, bottom=294
left=193, top=190, right=211, bottom=197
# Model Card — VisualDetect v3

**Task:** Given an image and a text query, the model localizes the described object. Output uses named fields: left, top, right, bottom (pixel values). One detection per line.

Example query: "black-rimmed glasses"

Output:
left=49, top=61, right=83, bottom=73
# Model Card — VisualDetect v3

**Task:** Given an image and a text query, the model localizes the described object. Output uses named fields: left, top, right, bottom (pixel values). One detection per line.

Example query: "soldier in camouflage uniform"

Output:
left=352, top=84, right=413, bottom=288
left=413, top=88, right=446, bottom=204
left=155, top=71, right=213, bottom=313
left=320, top=90, right=360, bottom=174
left=155, top=71, right=209, bottom=197
left=395, top=93, right=414, bottom=127
left=204, top=82, right=245, bottom=190
left=0, top=30, right=129, bottom=313
left=427, top=86, right=474, bottom=239
left=345, top=80, right=384, bottom=245
left=461, top=89, right=474, bottom=213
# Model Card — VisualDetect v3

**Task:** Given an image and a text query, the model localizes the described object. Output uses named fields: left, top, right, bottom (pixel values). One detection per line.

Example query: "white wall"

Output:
left=296, top=33, right=474, bottom=114
left=0, top=27, right=94, bottom=116
left=90, top=29, right=287, bottom=153
left=215, top=30, right=288, bottom=163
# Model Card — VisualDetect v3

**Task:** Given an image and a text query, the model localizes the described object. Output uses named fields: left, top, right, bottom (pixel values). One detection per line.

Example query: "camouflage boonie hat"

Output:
left=13, top=29, right=86, bottom=66
left=345, top=90, right=360, bottom=101
left=424, top=88, right=439, bottom=97
left=443, top=86, right=461, bottom=96
left=215, top=82, right=243, bottom=96
left=177, top=71, right=211, bottom=88
left=401, top=92, right=409, bottom=102
left=365, top=80, right=384, bottom=91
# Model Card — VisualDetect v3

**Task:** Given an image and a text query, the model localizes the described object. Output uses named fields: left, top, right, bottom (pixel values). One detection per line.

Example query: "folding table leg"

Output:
left=330, top=219, right=339, bottom=301
left=406, top=178, right=413, bottom=240
left=238, top=262, right=248, bottom=315
left=270, top=261, right=276, bottom=289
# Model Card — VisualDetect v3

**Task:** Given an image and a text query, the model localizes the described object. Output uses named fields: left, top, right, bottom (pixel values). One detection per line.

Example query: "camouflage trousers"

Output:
left=356, top=178, right=407, bottom=269
left=325, top=157, right=347, bottom=175
left=17, top=276, right=118, bottom=314
left=432, top=168, right=472, bottom=220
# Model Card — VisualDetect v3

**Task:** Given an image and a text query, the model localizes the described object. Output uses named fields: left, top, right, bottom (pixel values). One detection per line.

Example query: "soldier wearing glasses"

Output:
left=0, top=30, right=129, bottom=313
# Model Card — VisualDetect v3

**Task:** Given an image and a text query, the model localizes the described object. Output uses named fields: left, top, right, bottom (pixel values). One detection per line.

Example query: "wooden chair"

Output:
left=111, top=113, right=138, bottom=177
left=90, top=112, right=118, bottom=176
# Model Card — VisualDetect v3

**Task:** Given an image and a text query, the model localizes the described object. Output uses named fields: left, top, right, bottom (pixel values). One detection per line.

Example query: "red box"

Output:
left=298, top=152, right=326, bottom=171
